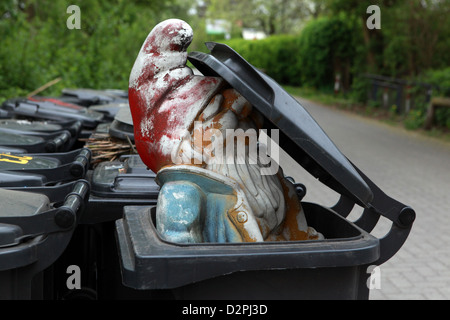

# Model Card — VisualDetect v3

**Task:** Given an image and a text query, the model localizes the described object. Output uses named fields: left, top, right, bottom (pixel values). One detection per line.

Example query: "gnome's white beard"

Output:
left=206, top=148, right=286, bottom=238
left=174, top=90, right=288, bottom=239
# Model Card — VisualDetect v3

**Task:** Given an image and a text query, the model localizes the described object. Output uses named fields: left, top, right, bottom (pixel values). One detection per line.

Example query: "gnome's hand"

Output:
left=128, top=19, right=224, bottom=173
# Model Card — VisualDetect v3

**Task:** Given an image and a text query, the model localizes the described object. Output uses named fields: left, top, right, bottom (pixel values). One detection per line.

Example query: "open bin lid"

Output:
left=188, top=42, right=373, bottom=208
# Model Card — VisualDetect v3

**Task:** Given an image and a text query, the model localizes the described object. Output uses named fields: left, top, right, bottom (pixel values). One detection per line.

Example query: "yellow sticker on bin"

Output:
left=0, top=153, right=33, bottom=164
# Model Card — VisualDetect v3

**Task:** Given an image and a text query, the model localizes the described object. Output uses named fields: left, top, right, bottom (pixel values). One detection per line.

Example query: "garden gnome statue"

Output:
left=128, top=19, right=323, bottom=243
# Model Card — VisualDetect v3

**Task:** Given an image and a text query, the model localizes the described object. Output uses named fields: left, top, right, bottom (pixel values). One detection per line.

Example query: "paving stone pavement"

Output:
left=278, top=97, right=450, bottom=300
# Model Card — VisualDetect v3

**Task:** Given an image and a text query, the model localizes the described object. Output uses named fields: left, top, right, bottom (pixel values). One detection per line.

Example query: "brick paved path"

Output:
left=279, top=97, right=450, bottom=300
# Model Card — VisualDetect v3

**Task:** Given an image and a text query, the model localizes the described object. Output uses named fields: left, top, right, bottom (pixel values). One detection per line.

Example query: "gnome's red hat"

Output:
left=128, top=19, right=224, bottom=173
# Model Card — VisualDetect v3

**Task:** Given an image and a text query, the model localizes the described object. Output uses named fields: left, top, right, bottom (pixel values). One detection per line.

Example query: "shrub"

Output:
left=296, top=14, right=358, bottom=90
left=224, top=35, right=301, bottom=86
left=414, top=67, right=450, bottom=129
left=404, top=108, right=426, bottom=130
left=423, top=67, right=450, bottom=97
left=0, top=0, right=192, bottom=101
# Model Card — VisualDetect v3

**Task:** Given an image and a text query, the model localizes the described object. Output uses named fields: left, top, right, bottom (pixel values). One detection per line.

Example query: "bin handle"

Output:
left=0, top=179, right=90, bottom=239
left=350, top=164, right=415, bottom=265
left=67, top=120, right=82, bottom=137
left=69, top=148, right=92, bottom=178
left=45, top=131, right=71, bottom=152
left=331, top=195, right=355, bottom=218
left=54, top=179, right=90, bottom=229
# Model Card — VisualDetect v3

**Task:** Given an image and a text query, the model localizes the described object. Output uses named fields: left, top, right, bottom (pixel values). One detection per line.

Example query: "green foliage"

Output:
left=326, top=0, right=450, bottom=129
left=422, top=67, right=450, bottom=97
left=349, top=75, right=370, bottom=103
left=0, top=0, right=193, bottom=101
left=326, top=0, right=450, bottom=78
left=434, top=108, right=450, bottom=129
left=389, top=105, right=398, bottom=120
left=222, top=14, right=359, bottom=89
left=296, top=14, right=358, bottom=89
left=206, top=0, right=310, bottom=36
left=408, top=67, right=450, bottom=129
left=224, top=35, right=301, bottom=86
left=1, top=0, right=449, bottom=129
left=404, top=108, right=426, bottom=130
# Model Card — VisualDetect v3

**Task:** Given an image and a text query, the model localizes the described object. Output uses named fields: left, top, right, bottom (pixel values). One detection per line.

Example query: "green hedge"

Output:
left=0, top=0, right=189, bottom=101
left=0, top=5, right=358, bottom=101
left=421, top=67, right=450, bottom=128
left=297, top=15, right=358, bottom=90
left=423, top=67, right=450, bottom=97
left=223, top=14, right=359, bottom=90
left=224, top=35, right=301, bottom=86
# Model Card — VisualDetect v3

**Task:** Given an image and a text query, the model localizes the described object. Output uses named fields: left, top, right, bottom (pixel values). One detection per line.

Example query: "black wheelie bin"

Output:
left=71, top=153, right=159, bottom=300
left=60, top=88, right=129, bottom=122
left=0, top=179, right=90, bottom=299
left=0, top=119, right=82, bottom=151
left=114, top=42, right=415, bottom=300
left=0, top=130, right=72, bottom=153
left=60, top=88, right=128, bottom=107
left=107, top=105, right=134, bottom=143
left=83, top=154, right=158, bottom=224
left=0, top=97, right=104, bottom=129
left=0, top=148, right=91, bottom=187
left=0, top=148, right=92, bottom=299
left=89, top=102, right=130, bottom=123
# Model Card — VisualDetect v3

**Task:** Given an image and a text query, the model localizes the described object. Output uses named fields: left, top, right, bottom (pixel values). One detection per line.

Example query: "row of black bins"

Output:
left=0, top=89, right=414, bottom=300
left=0, top=89, right=160, bottom=300
left=0, top=89, right=114, bottom=299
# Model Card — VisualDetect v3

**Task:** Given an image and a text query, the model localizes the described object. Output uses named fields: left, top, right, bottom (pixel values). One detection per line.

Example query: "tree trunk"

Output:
left=361, top=17, right=376, bottom=71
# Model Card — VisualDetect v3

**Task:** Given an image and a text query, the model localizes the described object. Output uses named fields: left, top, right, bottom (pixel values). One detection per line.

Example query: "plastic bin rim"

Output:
left=126, top=205, right=379, bottom=254
left=116, top=204, right=381, bottom=290
left=0, top=234, right=45, bottom=271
